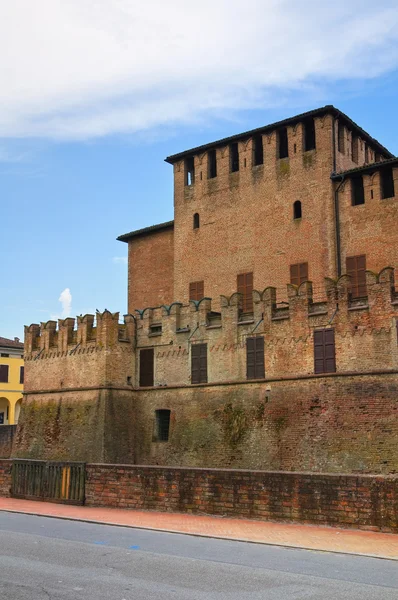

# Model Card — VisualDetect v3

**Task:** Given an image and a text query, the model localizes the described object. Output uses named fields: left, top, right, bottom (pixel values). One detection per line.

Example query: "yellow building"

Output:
left=0, top=336, right=24, bottom=426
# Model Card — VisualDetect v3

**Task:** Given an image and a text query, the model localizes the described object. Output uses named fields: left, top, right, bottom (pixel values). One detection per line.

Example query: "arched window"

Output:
left=293, top=200, right=302, bottom=220
left=193, top=213, right=200, bottom=229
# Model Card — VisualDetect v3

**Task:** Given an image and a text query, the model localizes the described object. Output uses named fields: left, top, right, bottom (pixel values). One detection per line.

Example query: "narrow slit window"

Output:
left=230, top=142, right=239, bottom=172
left=303, top=118, right=316, bottom=151
left=208, top=149, right=217, bottom=179
left=338, top=122, right=345, bottom=153
left=351, top=135, right=358, bottom=163
left=154, top=409, right=171, bottom=442
left=381, top=168, right=395, bottom=199
left=185, top=157, right=195, bottom=186
left=364, top=144, right=369, bottom=163
left=278, top=127, right=289, bottom=159
left=351, top=176, right=365, bottom=206
left=193, top=213, right=200, bottom=229
left=252, top=135, right=264, bottom=166
left=20, top=366, right=24, bottom=384
left=293, top=200, right=302, bottom=220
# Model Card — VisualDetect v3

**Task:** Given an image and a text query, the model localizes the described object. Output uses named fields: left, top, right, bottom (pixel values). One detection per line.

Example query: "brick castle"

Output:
left=17, top=105, right=398, bottom=474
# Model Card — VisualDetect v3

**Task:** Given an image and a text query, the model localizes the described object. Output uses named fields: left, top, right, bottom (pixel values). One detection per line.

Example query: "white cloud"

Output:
left=113, top=256, right=128, bottom=264
left=0, top=1, right=398, bottom=140
left=58, top=288, right=72, bottom=318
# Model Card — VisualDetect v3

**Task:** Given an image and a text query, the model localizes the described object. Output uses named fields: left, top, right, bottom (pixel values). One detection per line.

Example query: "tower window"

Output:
left=314, top=329, right=336, bottom=374
left=351, top=135, right=359, bottom=163
left=252, top=135, right=264, bottom=166
left=293, top=200, right=302, bottom=220
left=351, top=176, right=365, bottom=206
left=364, top=144, right=369, bottom=163
left=290, top=262, right=308, bottom=286
left=139, top=348, right=154, bottom=387
left=303, top=118, right=316, bottom=151
left=346, top=255, right=367, bottom=298
left=191, top=344, right=207, bottom=384
left=381, top=168, right=395, bottom=199
left=208, top=149, right=217, bottom=179
left=230, top=142, right=239, bottom=172
left=185, top=157, right=195, bottom=186
left=246, top=337, right=265, bottom=380
left=193, top=213, right=200, bottom=229
left=154, top=409, right=171, bottom=442
left=278, top=127, right=289, bottom=159
left=338, top=122, right=345, bottom=153
left=189, top=280, right=204, bottom=301
left=237, top=272, right=253, bottom=313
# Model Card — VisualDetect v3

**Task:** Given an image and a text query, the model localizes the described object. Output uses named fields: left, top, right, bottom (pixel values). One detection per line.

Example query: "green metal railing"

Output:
left=11, top=460, right=85, bottom=505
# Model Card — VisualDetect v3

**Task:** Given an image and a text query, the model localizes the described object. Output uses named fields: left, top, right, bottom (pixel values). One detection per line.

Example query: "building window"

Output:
left=351, top=176, right=365, bottom=206
left=381, top=168, right=395, bottom=199
left=191, top=343, right=207, bottom=384
left=253, top=135, right=264, bottom=166
left=230, top=142, right=239, bottom=172
left=338, top=122, right=345, bottom=153
left=351, top=135, right=359, bottom=163
left=293, top=200, right=302, bottom=220
left=139, top=348, right=154, bottom=387
left=208, top=149, right=217, bottom=179
left=314, top=328, right=336, bottom=374
left=246, top=337, right=265, bottom=379
left=346, top=255, right=367, bottom=298
left=278, top=127, right=289, bottom=159
left=290, top=262, right=308, bottom=287
left=303, top=118, right=316, bottom=151
left=185, top=157, right=195, bottom=186
left=364, top=144, right=369, bottom=163
left=0, top=353, right=9, bottom=358
left=189, top=280, right=204, bottom=301
left=193, top=213, right=200, bottom=229
left=154, top=409, right=171, bottom=442
left=19, top=366, right=24, bottom=384
left=237, top=272, right=253, bottom=313
left=0, top=365, right=9, bottom=383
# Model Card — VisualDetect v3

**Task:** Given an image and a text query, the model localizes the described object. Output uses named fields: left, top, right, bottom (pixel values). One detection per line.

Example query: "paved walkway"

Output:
left=0, top=497, right=397, bottom=560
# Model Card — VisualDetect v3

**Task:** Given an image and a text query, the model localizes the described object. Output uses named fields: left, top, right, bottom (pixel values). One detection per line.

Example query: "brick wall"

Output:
left=0, top=459, right=11, bottom=497
left=85, top=464, right=398, bottom=532
left=0, top=426, right=16, bottom=458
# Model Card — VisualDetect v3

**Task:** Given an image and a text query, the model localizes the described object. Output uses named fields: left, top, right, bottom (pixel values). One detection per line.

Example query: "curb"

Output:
left=1, top=508, right=397, bottom=561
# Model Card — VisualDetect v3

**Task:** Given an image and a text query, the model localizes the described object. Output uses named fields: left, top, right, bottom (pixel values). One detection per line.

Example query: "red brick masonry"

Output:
left=1, top=460, right=397, bottom=532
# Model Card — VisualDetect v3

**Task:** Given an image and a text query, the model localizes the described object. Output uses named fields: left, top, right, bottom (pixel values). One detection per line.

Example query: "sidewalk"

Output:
left=0, top=496, right=397, bottom=560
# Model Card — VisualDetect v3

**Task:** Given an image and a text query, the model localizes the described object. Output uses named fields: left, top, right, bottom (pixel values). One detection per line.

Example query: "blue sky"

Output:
left=1, top=0, right=398, bottom=339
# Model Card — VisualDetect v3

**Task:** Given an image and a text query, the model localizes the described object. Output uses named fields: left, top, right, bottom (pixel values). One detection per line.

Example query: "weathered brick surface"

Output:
left=0, top=426, right=16, bottom=458
left=85, top=464, right=398, bottom=532
left=0, top=460, right=11, bottom=497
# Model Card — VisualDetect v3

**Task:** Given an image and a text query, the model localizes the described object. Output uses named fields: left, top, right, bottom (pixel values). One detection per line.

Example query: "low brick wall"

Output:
left=0, top=426, right=16, bottom=458
left=86, top=465, right=398, bottom=532
left=0, top=460, right=12, bottom=497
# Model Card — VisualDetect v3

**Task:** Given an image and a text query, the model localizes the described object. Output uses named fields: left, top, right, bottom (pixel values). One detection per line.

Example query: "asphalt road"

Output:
left=0, top=512, right=397, bottom=599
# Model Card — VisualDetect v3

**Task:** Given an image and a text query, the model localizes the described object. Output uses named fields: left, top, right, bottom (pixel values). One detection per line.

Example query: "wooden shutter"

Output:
left=237, top=272, right=253, bottom=313
left=290, top=262, right=308, bottom=286
left=0, top=365, right=9, bottom=383
left=346, top=255, right=367, bottom=298
left=189, top=281, right=204, bottom=301
left=314, top=329, right=336, bottom=374
left=246, top=337, right=265, bottom=379
left=139, top=348, right=154, bottom=387
left=191, top=343, right=207, bottom=384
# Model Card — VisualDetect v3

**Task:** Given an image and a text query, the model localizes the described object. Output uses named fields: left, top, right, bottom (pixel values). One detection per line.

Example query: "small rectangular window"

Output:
left=278, top=127, right=289, bottom=159
left=314, top=329, right=336, bottom=374
left=290, top=262, right=308, bottom=286
left=149, top=324, right=162, bottom=335
left=351, top=176, right=365, bottom=206
left=139, top=348, right=154, bottom=387
left=0, top=353, right=9, bottom=358
left=20, top=366, right=24, bottom=384
left=338, top=122, right=345, bottom=153
left=185, top=157, right=195, bottom=186
left=237, top=272, right=253, bottom=313
left=246, top=337, right=265, bottom=379
left=346, top=255, right=367, bottom=298
left=351, top=135, right=358, bottom=163
left=154, top=409, right=171, bottom=442
left=0, top=365, right=9, bottom=383
left=230, top=142, right=239, bottom=172
left=189, top=280, right=204, bottom=301
left=191, top=343, right=207, bottom=384
left=208, top=149, right=217, bottom=179
left=252, top=135, right=264, bottom=166
left=303, top=118, right=316, bottom=151
left=381, top=168, right=395, bottom=199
